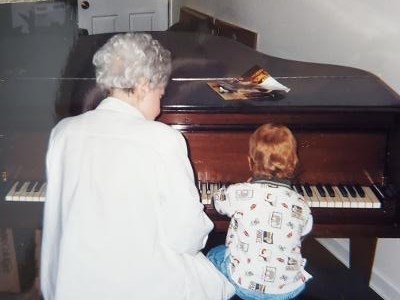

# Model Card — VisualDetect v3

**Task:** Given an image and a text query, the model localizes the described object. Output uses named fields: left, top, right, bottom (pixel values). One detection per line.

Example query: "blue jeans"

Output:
left=207, top=245, right=306, bottom=300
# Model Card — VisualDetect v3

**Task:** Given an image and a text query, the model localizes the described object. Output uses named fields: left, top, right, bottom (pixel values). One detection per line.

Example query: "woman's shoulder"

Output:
left=52, top=112, right=92, bottom=134
left=145, top=120, right=187, bottom=150
left=144, top=120, right=182, bottom=140
left=51, top=115, right=80, bottom=135
left=148, top=120, right=176, bottom=132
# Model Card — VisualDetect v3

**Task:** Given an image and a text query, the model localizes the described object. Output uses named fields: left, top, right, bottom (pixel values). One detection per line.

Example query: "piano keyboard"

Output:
left=5, top=181, right=46, bottom=202
left=198, top=182, right=382, bottom=209
left=3, top=180, right=383, bottom=209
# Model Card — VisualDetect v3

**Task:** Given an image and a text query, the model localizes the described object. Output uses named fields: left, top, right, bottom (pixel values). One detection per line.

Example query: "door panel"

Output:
left=92, top=15, right=117, bottom=34
left=78, top=0, right=168, bottom=34
left=130, top=13, right=154, bottom=31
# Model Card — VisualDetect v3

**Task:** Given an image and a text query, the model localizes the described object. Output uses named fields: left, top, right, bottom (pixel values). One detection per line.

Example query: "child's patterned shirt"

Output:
left=213, top=178, right=313, bottom=295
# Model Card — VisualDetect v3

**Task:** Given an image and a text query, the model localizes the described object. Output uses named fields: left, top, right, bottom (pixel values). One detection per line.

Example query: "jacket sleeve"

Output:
left=302, top=212, right=313, bottom=237
left=300, top=197, right=313, bottom=237
left=214, top=183, right=241, bottom=218
left=40, top=127, right=63, bottom=300
left=156, top=128, right=213, bottom=255
left=213, top=187, right=235, bottom=217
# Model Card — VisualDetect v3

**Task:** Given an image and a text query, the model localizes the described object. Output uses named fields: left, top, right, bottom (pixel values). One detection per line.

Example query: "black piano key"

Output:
left=303, top=184, right=313, bottom=197
left=14, top=181, right=23, bottom=192
left=25, top=181, right=36, bottom=193
left=206, top=182, right=211, bottom=193
left=345, top=185, right=357, bottom=197
left=316, top=184, right=326, bottom=197
left=34, top=181, right=45, bottom=192
left=294, top=184, right=304, bottom=196
left=338, top=185, right=348, bottom=197
left=354, top=185, right=365, bottom=198
left=371, top=184, right=385, bottom=201
left=324, top=185, right=335, bottom=197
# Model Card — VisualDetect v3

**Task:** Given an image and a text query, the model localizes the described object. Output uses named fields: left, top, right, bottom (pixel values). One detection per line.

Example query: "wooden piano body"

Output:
left=1, top=31, right=400, bottom=287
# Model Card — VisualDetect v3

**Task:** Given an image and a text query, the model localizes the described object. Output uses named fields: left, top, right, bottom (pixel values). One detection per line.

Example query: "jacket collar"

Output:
left=96, top=97, right=145, bottom=120
left=250, top=176, right=292, bottom=189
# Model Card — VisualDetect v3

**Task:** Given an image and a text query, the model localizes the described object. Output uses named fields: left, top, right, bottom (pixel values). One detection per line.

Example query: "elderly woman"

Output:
left=40, top=33, right=234, bottom=300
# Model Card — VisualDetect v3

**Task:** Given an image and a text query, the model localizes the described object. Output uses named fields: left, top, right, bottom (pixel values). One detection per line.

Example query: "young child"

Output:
left=207, top=123, right=313, bottom=300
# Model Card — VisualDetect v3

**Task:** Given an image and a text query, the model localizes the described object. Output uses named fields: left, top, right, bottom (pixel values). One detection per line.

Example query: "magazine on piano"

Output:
left=207, top=65, right=290, bottom=101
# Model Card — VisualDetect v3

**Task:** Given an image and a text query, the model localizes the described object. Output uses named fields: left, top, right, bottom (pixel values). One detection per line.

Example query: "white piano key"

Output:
left=314, top=185, right=336, bottom=208
left=361, top=187, right=374, bottom=208
left=352, top=191, right=366, bottom=208
left=25, top=181, right=39, bottom=201
left=371, top=186, right=384, bottom=208
left=309, top=194, right=320, bottom=208
left=330, top=187, right=343, bottom=208
left=293, top=185, right=309, bottom=206
left=38, top=183, right=47, bottom=202
left=210, top=183, right=219, bottom=205
left=5, top=181, right=21, bottom=201
left=301, top=185, right=314, bottom=207
left=302, top=194, right=313, bottom=208
left=349, top=194, right=364, bottom=208
left=354, top=186, right=367, bottom=208
left=11, top=181, right=30, bottom=201
left=16, top=181, right=32, bottom=201
left=343, top=186, right=361, bottom=208
left=200, top=182, right=208, bottom=205
left=348, top=185, right=365, bottom=208
left=296, top=186, right=313, bottom=208
left=332, top=186, right=350, bottom=208
left=310, top=186, right=323, bottom=207
left=322, top=186, right=336, bottom=208
left=364, top=186, right=381, bottom=208
left=357, top=195, right=367, bottom=208
left=30, top=182, right=46, bottom=202
left=206, top=182, right=212, bottom=205
left=344, top=186, right=359, bottom=208
left=306, top=196, right=317, bottom=208
left=323, top=186, right=344, bottom=208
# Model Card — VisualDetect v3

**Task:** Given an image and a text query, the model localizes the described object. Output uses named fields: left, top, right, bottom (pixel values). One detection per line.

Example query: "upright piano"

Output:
left=1, top=29, right=400, bottom=289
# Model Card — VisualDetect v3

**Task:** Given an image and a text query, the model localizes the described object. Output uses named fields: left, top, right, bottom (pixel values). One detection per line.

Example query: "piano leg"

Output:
left=349, top=237, right=377, bottom=287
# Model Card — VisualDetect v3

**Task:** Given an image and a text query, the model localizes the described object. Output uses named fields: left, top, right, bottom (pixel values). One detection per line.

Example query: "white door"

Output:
left=77, top=0, right=169, bottom=34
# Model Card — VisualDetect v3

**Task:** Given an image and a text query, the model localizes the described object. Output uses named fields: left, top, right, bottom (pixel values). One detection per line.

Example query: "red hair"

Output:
left=249, top=124, right=298, bottom=179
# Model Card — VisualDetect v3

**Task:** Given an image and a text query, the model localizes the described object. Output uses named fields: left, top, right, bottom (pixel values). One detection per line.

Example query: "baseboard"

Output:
left=316, top=238, right=349, bottom=268
left=316, top=238, right=400, bottom=300
left=370, top=265, right=400, bottom=300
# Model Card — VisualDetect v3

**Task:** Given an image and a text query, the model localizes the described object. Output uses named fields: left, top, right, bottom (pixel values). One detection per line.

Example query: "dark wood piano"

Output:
left=1, top=30, right=400, bottom=290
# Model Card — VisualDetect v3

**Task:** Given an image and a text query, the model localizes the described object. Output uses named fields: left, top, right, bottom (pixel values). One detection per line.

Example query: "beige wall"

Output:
left=183, top=0, right=400, bottom=95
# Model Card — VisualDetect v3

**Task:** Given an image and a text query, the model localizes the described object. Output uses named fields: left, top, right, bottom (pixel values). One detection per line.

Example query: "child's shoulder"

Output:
left=226, top=181, right=259, bottom=192
left=227, top=181, right=253, bottom=188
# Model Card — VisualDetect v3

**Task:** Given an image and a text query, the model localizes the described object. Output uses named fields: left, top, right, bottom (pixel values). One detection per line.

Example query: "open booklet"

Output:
left=207, top=65, right=290, bottom=101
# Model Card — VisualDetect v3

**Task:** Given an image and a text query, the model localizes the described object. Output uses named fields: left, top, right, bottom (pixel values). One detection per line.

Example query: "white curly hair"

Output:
left=93, top=33, right=171, bottom=91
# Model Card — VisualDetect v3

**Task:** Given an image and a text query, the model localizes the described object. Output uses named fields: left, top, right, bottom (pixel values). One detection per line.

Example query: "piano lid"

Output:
left=1, top=2, right=400, bottom=133
left=48, top=31, right=400, bottom=116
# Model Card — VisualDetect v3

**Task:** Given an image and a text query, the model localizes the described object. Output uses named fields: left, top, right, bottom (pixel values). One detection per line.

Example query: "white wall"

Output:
left=181, top=0, right=400, bottom=299
left=182, top=0, right=400, bottom=95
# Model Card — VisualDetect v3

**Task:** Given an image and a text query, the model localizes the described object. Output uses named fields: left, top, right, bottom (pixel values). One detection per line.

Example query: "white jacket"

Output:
left=41, top=97, right=234, bottom=300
